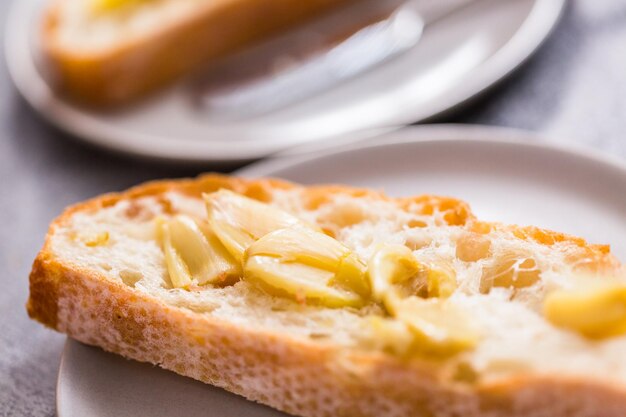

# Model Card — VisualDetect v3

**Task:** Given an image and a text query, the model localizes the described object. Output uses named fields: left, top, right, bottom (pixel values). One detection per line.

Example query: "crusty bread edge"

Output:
left=28, top=174, right=626, bottom=417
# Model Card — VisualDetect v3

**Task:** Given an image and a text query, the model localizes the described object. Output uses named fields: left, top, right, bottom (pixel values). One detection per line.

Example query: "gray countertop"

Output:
left=1, top=1, right=625, bottom=415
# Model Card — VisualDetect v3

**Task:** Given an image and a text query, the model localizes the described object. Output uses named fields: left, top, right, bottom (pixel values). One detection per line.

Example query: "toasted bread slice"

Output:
left=28, top=174, right=626, bottom=416
left=42, top=0, right=355, bottom=106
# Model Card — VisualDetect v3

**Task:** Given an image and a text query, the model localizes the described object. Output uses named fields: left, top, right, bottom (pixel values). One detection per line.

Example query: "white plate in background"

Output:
left=58, top=125, right=626, bottom=417
left=6, top=0, right=565, bottom=163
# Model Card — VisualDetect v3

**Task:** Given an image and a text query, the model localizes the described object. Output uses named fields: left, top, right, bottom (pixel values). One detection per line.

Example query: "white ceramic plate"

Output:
left=6, top=0, right=564, bottom=163
left=57, top=126, right=626, bottom=417
left=58, top=340, right=289, bottom=417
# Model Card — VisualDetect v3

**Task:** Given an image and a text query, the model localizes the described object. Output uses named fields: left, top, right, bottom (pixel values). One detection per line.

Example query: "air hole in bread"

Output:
left=120, top=269, right=143, bottom=287
left=99, top=262, right=112, bottom=272
left=404, top=235, right=432, bottom=251
left=456, top=232, right=492, bottom=262
left=407, top=219, right=428, bottom=228
left=317, top=201, right=368, bottom=234
left=481, top=253, right=541, bottom=293
left=124, top=200, right=153, bottom=221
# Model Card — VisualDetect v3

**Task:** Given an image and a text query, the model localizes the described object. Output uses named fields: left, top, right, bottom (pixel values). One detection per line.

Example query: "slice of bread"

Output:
left=42, top=0, right=355, bottom=106
left=28, top=174, right=626, bottom=417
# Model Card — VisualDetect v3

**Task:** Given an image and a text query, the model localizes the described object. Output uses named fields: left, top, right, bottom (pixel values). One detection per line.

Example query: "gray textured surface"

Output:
left=0, top=1, right=625, bottom=416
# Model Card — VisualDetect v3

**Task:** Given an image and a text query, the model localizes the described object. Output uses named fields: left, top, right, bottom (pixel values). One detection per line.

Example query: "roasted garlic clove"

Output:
left=157, top=215, right=241, bottom=288
left=367, top=244, right=421, bottom=301
left=544, top=283, right=626, bottom=339
left=244, top=227, right=367, bottom=307
left=368, top=245, right=457, bottom=300
left=368, top=316, right=416, bottom=356
left=159, top=221, right=193, bottom=289
left=426, top=262, right=457, bottom=299
left=168, top=215, right=241, bottom=285
left=204, top=189, right=316, bottom=261
left=387, top=295, right=479, bottom=357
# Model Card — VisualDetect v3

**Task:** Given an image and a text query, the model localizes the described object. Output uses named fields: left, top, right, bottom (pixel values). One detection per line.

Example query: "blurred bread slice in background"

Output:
left=42, top=0, right=356, bottom=106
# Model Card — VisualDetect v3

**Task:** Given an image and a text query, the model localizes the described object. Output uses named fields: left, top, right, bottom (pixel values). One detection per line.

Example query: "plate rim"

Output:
left=237, top=124, right=626, bottom=178
left=6, top=0, right=565, bottom=163
left=56, top=339, right=72, bottom=417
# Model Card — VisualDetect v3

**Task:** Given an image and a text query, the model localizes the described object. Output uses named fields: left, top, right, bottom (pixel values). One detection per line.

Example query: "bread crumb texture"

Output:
left=30, top=175, right=626, bottom=417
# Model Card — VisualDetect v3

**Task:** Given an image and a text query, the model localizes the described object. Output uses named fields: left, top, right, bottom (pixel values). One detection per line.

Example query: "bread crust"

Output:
left=42, top=0, right=356, bottom=106
left=27, top=174, right=626, bottom=417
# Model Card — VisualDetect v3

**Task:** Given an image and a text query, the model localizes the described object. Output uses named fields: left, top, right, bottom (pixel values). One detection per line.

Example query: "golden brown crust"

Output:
left=28, top=174, right=626, bottom=417
left=471, top=220, right=620, bottom=273
left=26, top=253, right=60, bottom=329
left=42, top=0, right=356, bottom=106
